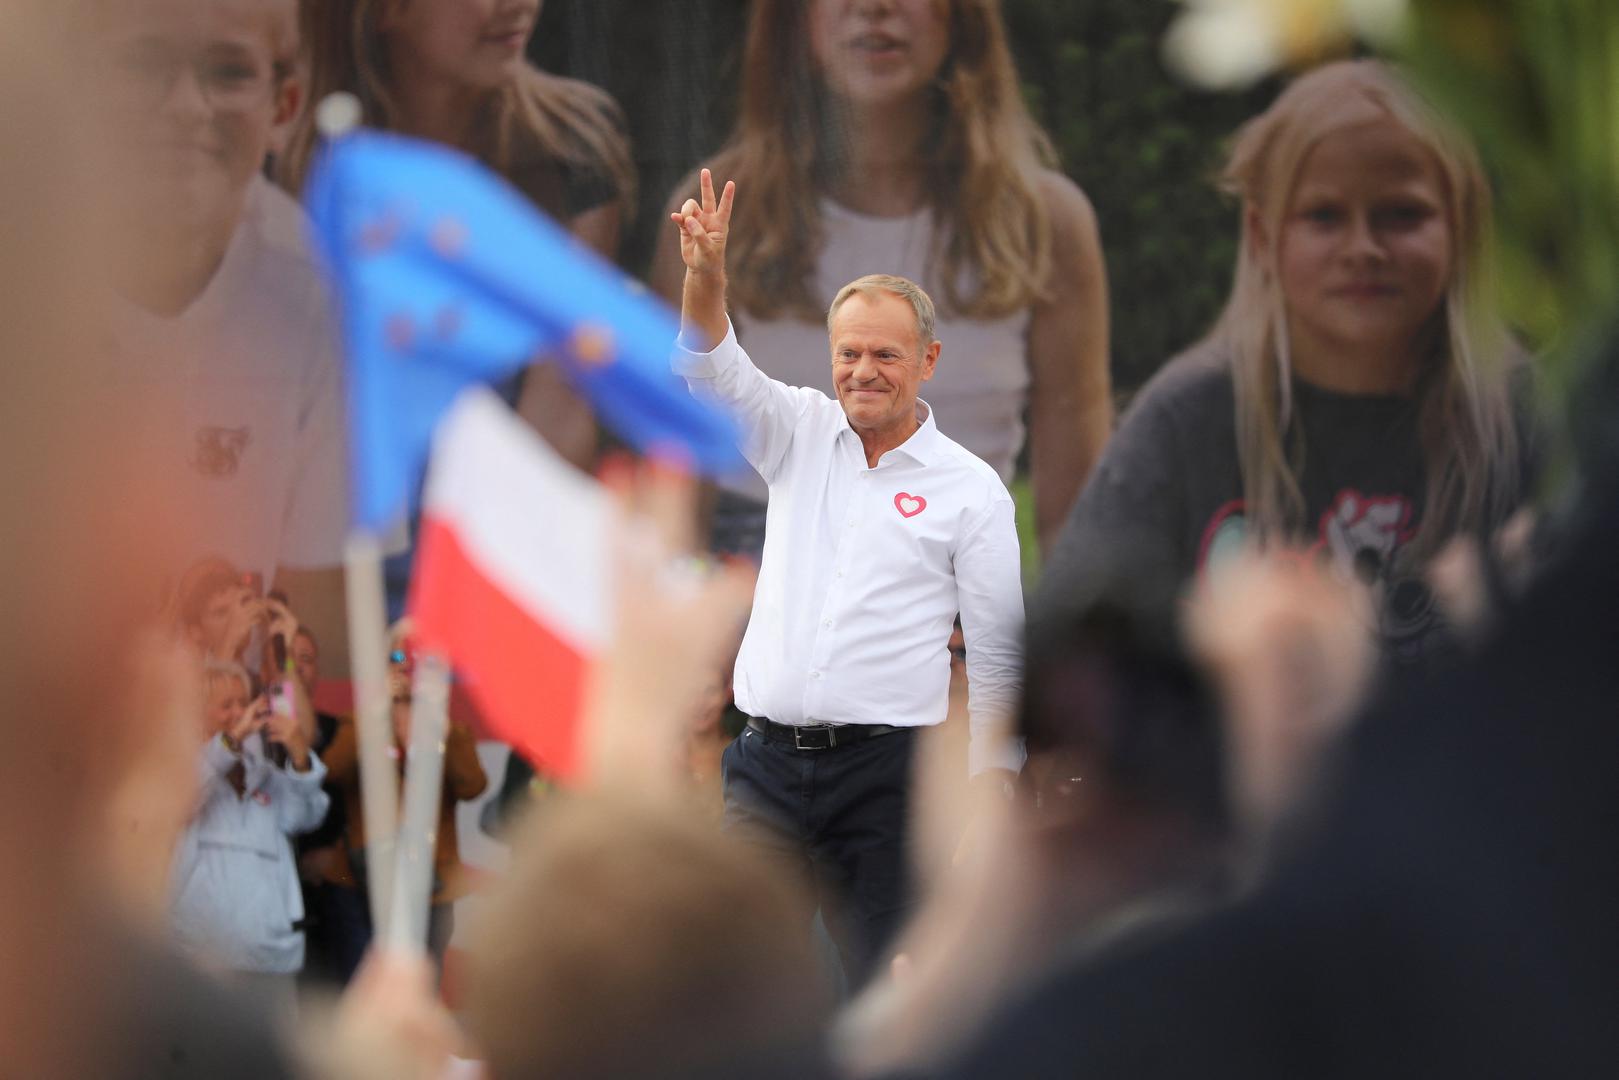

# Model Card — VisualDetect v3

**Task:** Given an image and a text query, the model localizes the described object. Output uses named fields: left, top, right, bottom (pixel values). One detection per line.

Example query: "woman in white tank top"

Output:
left=653, top=0, right=1111, bottom=558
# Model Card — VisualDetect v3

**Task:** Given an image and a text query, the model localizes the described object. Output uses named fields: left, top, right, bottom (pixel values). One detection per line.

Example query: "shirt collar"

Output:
left=837, top=398, right=941, bottom=467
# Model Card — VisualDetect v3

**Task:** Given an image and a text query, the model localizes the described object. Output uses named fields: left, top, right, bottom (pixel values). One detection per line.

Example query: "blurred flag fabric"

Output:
left=409, top=387, right=608, bottom=779
left=304, top=127, right=740, bottom=534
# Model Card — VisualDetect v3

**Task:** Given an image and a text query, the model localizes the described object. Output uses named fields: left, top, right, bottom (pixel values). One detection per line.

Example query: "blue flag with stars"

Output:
left=305, top=128, right=740, bottom=533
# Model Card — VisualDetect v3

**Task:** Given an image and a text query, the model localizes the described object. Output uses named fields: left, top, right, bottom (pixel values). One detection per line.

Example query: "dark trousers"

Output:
left=721, top=723, right=917, bottom=988
left=318, top=883, right=455, bottom=987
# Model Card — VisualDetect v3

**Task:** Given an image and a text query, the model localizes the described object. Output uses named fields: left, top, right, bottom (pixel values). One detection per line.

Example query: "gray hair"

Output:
left=826, top=274, right=938, bottom=349
left=203, top=657, right=252, bottom=691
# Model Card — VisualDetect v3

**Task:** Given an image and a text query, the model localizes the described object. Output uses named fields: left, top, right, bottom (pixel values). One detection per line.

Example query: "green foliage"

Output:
left=1002, top=0, right=1276, bottom=396
left=1405, top=0, right=1619, bottom=439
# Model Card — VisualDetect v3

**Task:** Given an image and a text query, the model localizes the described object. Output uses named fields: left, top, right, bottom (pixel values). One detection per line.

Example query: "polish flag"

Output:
left=409, top=387, right=609, bottom=780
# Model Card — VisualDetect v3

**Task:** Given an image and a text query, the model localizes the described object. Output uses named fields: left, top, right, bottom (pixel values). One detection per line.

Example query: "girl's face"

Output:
left=382, top=0, right=539, bottom=91
left=1272, top=118, right=1454, bottom=373
left=205, top=676, right=249, bottom=736
left=809, top=0, right=952, bottom=109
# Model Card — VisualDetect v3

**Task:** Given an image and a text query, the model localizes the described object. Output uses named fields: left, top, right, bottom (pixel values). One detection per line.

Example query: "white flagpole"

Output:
left=344, top=532, right=400, bottom=939
left=387, top=652, right=451, bottom=953
left=321, top=92, right=405, bottom=944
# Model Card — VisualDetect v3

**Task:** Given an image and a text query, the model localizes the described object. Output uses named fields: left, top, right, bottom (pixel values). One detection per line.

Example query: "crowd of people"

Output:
left=4, top=0, right=1617, bottom=1077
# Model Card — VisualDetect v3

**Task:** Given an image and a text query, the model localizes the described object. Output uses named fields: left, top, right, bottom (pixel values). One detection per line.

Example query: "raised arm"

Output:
left=666, top=171, right=827, bottom=482
left=670, top=168, right=735, bottom=352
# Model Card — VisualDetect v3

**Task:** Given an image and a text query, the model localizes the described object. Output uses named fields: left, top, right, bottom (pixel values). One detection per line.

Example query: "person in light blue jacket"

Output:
left=171, top=659, right=328, bottom=1017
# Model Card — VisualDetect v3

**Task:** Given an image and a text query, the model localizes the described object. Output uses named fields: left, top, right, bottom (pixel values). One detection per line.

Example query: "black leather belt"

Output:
left=745, top=715, right=905, bottom=751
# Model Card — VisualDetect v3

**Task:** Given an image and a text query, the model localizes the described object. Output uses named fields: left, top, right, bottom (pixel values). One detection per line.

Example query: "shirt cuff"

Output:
left=284, top=748, right=328, bottom=785
left=671, top=317, right=738, bottom=378
left=968, top=734, right=1027, bottom=778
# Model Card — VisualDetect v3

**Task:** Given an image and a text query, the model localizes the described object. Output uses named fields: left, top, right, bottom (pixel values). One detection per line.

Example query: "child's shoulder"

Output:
left=218, top=178, right=333, bottom=335
left=1125, top=338, right=1236, bottom=427
left=239, top=177, right=321, bottom=274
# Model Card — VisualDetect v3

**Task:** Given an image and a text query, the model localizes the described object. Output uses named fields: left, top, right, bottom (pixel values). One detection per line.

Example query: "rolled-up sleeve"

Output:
left=956, top=495, right=1026, bottom=776
left=674, top=318, right=822, bottom=484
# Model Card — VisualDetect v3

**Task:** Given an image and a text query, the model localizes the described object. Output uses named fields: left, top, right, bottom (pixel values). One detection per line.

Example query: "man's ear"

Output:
left=266, top=72, right=304, bottom=156
left=920, top=340, right=941, bottom=381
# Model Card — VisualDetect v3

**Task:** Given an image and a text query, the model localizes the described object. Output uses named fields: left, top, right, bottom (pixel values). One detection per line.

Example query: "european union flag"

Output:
left=305, top=128, right=740, bottom=533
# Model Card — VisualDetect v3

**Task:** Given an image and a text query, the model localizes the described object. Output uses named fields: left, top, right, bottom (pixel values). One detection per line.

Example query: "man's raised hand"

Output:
left=671, top=168, right=735, bottom=277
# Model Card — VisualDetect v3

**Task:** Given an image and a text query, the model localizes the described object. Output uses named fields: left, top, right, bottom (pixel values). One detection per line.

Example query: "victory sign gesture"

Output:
left=671, top=168, right=736, bottom=352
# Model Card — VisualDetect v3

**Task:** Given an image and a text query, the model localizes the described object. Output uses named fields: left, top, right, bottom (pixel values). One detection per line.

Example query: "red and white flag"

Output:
left=409, top=388, right=609, bottom=780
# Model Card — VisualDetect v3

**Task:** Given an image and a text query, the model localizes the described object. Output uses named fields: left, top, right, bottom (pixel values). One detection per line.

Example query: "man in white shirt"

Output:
left=671, top=171, right=1024, bottom=984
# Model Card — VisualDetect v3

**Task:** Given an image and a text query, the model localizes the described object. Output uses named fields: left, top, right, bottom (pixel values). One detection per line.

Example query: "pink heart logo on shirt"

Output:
left=894, top=492, right=927, bottom=518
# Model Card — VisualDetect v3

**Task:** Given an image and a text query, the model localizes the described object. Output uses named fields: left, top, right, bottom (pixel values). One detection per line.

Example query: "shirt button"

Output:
left=823, top=619, right=834, bottom=629
left=835, top=570, right=844, bottom=578
left=809, top=670, right=822, bottom=680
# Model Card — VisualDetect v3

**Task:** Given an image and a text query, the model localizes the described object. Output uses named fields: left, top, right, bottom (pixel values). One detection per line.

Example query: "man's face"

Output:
left=829, top=291, right=939, bottom=440
left=94, top=0, right=300, bottom=237
left=292, top=632, right=318, bottom=697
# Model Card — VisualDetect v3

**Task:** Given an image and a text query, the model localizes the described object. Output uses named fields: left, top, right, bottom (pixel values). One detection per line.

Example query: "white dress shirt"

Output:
left=676, top=319, right=1025, bottom=775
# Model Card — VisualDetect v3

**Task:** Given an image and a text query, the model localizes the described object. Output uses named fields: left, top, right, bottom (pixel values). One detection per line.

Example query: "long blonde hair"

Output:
left=1216, top=59, right=1520, bottom=558
left=714, top=0, right=1055, bottom=323
left=279, top=0, right=634, bottom=218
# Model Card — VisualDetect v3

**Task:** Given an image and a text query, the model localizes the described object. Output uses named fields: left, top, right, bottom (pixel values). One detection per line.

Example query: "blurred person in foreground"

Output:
left=459, top=460, right=831, bottom=1080
left=671, top=171, right=1026, bottom=987
left=282, top=0, right=636, bottom=473
left=86, top=0, right=351, bottom=674
left=1040, top=59, right=1534, bottom=672
left=654, top=0, right=1111, bottom=559
left=0, top=6, right=299, bottom=1074
left=317, top=625, right=488, bottom=982
left=921, top=389, right=1619, bottom=1080
left=838, top=588, right=1234, bottom=1076
left=170, top=659, right=328, bottom=1019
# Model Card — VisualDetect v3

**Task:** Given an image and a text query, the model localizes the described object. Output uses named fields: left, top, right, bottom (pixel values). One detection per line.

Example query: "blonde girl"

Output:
left=1042, top=60, right=1527, bottom=663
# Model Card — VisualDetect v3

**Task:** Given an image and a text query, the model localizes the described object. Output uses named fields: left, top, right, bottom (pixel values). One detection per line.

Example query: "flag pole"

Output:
left=387, top=652, right=451, bottom=954
left=344, top=531, right=400, bottom=940
left=321, top=94, right=402, bottom=943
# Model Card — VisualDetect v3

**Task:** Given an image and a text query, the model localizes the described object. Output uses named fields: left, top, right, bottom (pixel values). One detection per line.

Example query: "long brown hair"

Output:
left=1215, top=59, right=1521, bottom=558
left=279, top=0, right=634, bottom=218
left=715, top=0, right=1055, bottom=322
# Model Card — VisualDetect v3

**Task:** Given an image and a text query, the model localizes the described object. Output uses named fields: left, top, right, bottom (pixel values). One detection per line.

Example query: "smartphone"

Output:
left=272, top=632, right=288, bottom=672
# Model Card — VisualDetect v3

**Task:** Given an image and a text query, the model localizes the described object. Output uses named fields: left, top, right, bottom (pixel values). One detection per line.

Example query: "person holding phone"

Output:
left=169, top=659, right=329, bottom=1020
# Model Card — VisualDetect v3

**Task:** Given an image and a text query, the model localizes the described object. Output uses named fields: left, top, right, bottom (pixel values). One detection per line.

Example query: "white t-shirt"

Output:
left=106, top=176, right=347, bottom=588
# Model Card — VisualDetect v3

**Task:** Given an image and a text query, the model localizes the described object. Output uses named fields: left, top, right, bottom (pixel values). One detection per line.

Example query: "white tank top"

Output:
left=727, top=198, right=1032, bottom=500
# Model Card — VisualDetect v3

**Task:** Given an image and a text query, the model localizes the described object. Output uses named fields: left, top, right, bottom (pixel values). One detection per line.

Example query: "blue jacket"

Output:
left=170, top=733, right=329, bottom=974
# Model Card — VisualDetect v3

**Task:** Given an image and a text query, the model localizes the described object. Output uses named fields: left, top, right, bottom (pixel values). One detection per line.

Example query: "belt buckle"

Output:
left=794, top=724, right=836, bottom=751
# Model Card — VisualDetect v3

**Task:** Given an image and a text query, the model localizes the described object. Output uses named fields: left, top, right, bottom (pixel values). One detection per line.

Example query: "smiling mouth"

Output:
left=483, top=26, right=531, bottom=46
left=850, top=33, right=906, bottom=54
